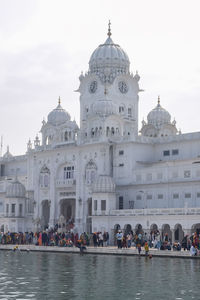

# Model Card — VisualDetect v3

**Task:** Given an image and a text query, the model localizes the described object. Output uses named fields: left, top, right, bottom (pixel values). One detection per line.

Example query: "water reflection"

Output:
left=0, top=251, right=199, bottom=299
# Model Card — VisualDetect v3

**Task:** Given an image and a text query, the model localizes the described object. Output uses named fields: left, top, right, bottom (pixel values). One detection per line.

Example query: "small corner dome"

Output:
left=93, top=99, right=116, bottom=116
left=6, top=180, right=26, bottom=198
left=147, top=98, right=171, bottom=126
left=47, top=99, right=71, bottom=126
left=89, top=29, right=130, bottom=73
left=3, top=146, right=13, bottom=159
left=93, top=175, right=115, bottom=193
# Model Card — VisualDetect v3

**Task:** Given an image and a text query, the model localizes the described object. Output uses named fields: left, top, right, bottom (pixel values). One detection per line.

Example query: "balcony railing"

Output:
left=109, top=207, right=200, bottom=216
left=56, top=179, right=76, bottom=188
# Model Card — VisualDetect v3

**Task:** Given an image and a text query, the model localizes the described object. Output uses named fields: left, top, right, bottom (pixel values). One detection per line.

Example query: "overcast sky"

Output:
left=1, top=0, right=200, bottom=155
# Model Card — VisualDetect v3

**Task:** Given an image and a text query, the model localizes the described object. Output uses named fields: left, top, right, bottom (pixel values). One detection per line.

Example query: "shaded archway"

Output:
left=162, top=224, right=172, bottom=242
left=124, top=224, right=132, bottom=235
left=191, top=223, right=200, bottom=235
left=135, top=224, right=143, bottom=235
left=0, top=224, right=4, bottom=233
left=41, top=200, right=50, bottom=230
left=174, top=224, right=184, bottom=242
left=150, top=224, right=160, bottom=241
left=114, top=224, right=121, bottom=233
left=150, top=223, right=158, bottom=233
left=60, top=199, right=76, bottom=230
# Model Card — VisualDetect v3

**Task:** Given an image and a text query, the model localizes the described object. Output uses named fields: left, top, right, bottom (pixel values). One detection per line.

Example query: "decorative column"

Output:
left=49, top=166, right=56, bottom=228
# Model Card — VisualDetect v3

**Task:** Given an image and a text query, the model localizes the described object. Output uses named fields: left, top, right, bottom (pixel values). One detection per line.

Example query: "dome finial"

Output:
left=107, top=20, right=112, bottom=37
left=58, top=96, right=61, bottom=105
left=158, top=95, right=160, bottom=105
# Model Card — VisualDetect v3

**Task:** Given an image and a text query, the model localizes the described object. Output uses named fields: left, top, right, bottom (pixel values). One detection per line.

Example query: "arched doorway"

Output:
left=87, top=198, right=92, bottom=234
left=135, top=224, right=143, bottom=235
left=162, top=224, right=172, bottom=242
left=0, top=224, right=4, bottom=233
left=41, top=200, right=50, bottom=230
left=124, top=224, right=132, bottom=235
left=191, top=223, right=200, bottom=235
left=150, top=224, right=159, bottom=240
left=150, top=223, right=158, bottom=233
left=174, top=224, right=184, bottom=242
left=60, top=199, right=75, bottom=229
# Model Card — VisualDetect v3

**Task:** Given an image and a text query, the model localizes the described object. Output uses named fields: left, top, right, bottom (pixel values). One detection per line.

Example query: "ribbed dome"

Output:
left=6, top=180, right=26, bottom=198
left=93, top=99, right=116, bottom=117
left=93, top=175, right=115, bottom=193
left=48, top=102, right=70, bottom=126
left=89, top=36, right=130, bottom=73
left=147, top=99, right=171, bottom=128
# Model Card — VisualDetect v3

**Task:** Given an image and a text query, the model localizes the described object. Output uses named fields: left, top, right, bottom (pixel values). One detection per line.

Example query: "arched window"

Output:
left=64, top=131, right=68, bottom=141
left=40, top=165, right=50, bottom=188
left=85, top=106, right=89, bottom=114
left=119, top=104, right=125, bottom=114
left=64, top=166, right=74, bottom=179
left=91, top=128, right=95, bottom=137
left=119, top=196, right=124, bottom=209
left=85, top=160, right=97, bottom=185
left=128, top=107, right=132, bottom=117
left=106, top=127, right=110, bottom=137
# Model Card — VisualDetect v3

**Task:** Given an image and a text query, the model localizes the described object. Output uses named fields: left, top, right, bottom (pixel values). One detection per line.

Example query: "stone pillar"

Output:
left=49, top=167, right=56, bottom=228
left=171, top=229, right=175, bottom=244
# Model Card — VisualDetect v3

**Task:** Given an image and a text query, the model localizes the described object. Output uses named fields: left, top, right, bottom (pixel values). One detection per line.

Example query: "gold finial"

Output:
left=158, top=95, right=160, bottom=105
left=107, top=20, right=111, bottom=37
left=58, top=96, right=61, bottom=105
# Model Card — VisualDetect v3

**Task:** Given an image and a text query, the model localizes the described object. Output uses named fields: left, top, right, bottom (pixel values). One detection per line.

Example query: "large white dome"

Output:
left=89, top=36, right=130, bottom=73
left=48, top=101, right=71, bottom=126
left=147, top=99, right=171, bottom=128
left=93, top=99, right=116, bottom=117
left=6, top=180, right=26, bottom=198
left=93, top=175, right=115, bottom=193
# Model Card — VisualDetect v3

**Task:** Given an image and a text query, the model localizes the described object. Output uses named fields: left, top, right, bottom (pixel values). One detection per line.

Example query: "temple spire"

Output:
left=58, top=96, right=61, bottom=105
left=158, top=95, right=160, bottom=105
left=107, top=20, right=111, bottom=37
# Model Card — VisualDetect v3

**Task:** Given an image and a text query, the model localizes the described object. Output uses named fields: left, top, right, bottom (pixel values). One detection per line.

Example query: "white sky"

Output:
left=1, top=0, right=200, bottom=155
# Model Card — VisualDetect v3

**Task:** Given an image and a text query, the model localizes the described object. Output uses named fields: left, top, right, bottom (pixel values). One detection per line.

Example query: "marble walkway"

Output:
left=0, top=244, right=199, bottom=258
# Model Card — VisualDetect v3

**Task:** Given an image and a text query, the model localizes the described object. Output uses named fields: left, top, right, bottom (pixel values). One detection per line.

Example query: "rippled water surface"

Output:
left=0, top=250, right=199, bottom=299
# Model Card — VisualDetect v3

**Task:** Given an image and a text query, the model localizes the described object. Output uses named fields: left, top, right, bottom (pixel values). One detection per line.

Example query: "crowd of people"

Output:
left=0, top=228, right=200, bottom=256
left=0, top=230, right=110, bottom=248
left=115, top=229, right=200, bottom=256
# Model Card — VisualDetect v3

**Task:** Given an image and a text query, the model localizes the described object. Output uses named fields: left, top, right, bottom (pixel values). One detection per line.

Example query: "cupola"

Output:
left=92, top=175, right=115, bottom=193
left=6, top=179, right=26, bottom=198
left=47, top=97, right=71, bottom=126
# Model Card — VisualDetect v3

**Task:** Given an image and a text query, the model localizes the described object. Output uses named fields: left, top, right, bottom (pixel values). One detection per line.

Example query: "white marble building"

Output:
left=0, top=24, right=200, bottom=242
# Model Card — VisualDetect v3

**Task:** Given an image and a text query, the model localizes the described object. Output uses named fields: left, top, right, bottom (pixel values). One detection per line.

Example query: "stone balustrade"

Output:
left=97, top=207, right=200, bottom=216
left=56, top=179, right=76, bottom=188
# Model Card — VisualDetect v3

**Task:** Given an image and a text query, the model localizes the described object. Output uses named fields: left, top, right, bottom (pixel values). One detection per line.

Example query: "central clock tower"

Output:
left=77, top=23, right=140, bottom=143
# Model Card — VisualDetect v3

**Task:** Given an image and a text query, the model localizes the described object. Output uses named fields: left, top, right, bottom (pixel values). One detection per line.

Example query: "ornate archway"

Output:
left=162, top=224, right=172, bottom=242
left=135, top=224, right=143, bottom=235
left=124, top=224, right=132, bottom=235
left=41, top=200, right=50, bottom=230
left=191, top=223, right=200, bottom=235
left=60, top=198, right=75, bottom=229
left=150, top=223, right=158, bottom=233
left=174, top=224, right=184, bottom=242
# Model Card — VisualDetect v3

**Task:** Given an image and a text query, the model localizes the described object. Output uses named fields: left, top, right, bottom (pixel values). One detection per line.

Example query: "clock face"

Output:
left=89, top=81, right=97, bottom=93
left=118, top=81, right=128, bottom=94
